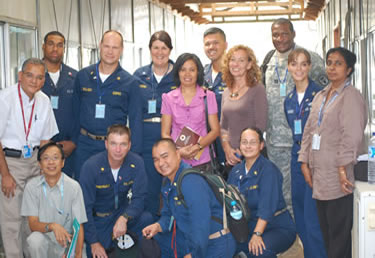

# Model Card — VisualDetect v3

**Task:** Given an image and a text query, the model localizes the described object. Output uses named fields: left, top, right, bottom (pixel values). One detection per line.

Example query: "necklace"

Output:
left=230, top=85, right=246, bottom=98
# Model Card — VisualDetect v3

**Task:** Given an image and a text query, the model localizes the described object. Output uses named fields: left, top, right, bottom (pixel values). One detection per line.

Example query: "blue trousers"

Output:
left=237, top=212, right=296, bottom=258
left=75, top=134, right=105, bottom=180
left=291, top=151, right=327, bottom=258
left=62, top=149, right=75, bottom=178
left=155, top=229, right=236, bottom=258
left=86, top=211, right=153, bottom=258
left=142, top=122, right=163, bottom=220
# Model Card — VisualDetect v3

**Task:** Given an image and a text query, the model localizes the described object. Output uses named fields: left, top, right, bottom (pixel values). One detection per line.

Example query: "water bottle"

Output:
left=368, top=132, right=375, bottom=184
left=230, top=200, right=243, bottom=220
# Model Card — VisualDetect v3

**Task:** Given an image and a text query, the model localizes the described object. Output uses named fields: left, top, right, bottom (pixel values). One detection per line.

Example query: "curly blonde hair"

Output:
left=222, top=45, right=261, bottom=88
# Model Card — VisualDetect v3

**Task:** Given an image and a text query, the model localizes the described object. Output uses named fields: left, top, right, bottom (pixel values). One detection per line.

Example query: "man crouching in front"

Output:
left=143, top=138, right=236, bottom=258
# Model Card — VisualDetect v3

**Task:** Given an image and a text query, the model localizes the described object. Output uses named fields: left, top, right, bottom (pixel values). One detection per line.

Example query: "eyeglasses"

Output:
left=41, top=156, right=61, bottom=162
left=240, top=140, right=259, bottom=146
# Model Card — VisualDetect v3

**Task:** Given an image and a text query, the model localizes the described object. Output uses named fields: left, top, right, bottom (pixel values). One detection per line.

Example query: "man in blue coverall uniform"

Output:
left=284, top=79, right=326, bottom=258
left=142, top=138, right=236, bottom=258
left=203, top=27, right=227, bottom=164
left=73, top=30, right=143, bottom=179
left=80, top=124, right=152, bottom=257
left=41, top=31, right=77, bottom=177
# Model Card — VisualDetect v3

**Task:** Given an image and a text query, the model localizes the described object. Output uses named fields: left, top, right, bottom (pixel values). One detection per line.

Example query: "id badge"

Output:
left=22, top=144, right=33, bottom=159
left=51, top=96, right=59, bottom=109
left=168, top=216, right=175, bottom=231
left=95, top=104, right=105, bottom=119
left=312, top=134, right=321, bottom=150
left=280, top=83, right=286, bottom=97
left=148, top=99, right=156, bottom=114
left=294, top=120, right=302, bottom=135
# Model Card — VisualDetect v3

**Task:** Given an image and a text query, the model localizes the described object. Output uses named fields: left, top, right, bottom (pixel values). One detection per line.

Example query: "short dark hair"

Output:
left=22, top=58, right=47, bottom=73
left=153, top=138, right=177, bottom=151
left=272, top=18, right=294, bottom=33
left=38, top=142, right=65, bottom=161
left=172, top=53, right=204, bottom=86
left=44, top=31, right=65, bottom=45
left=149, top=31, right=173, bottom=50
left=288, top=48, right=311, bottom=65
left=240, top=127, right=264, bottom=143
left=203, top=27, right=226, bottom=41
left=101, top=30, right=124, bottom=47
left=326, top=47, right=356, bottom=78
left=106, top=124, right=131, bottom=139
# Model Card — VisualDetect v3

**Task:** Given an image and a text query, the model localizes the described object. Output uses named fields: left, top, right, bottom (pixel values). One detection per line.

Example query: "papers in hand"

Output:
left=175, top=126, right=204, bottom=160
left=65, top=218, right=80, bottom=258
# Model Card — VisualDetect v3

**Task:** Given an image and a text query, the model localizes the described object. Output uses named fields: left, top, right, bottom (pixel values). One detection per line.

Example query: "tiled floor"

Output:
left=0, top=232, right=303, bottom=258
left=279, top=236, right=304, bottom=258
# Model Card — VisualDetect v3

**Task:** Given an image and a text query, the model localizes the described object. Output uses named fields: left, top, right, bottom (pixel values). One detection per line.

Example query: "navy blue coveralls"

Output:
left=203, top=64, right=226, bottom=163
left=228, top=155, right=296, bottom=258
left=284, top=79, right=326, bottom=258
left=72, top=62, right=143, bottom=179
left=42, top=63, right=77, bottom=177
left=155, top=161, right=236, bottom=258
left=133, top=61, right=176, bottom=219
left=79, top=150, right=152, bottom=257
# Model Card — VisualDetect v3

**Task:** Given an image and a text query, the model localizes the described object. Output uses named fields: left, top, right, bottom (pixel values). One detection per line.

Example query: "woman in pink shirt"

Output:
left=161, top=53, right=220, bottom=170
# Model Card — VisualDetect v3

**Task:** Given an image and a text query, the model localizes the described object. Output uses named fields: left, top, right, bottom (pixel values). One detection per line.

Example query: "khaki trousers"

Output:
left=0, top=152, right=40, bottom=258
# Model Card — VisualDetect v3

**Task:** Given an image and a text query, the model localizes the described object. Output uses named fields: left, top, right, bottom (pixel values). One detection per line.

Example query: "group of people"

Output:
left=0, top=16, right=367, bottom=258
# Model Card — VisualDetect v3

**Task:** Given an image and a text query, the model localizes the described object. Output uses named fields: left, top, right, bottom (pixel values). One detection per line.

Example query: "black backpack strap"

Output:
left=260, top=49, right=276, bottom=86
left=175, top=168, right=205, bottom=208
left=203, top=90, right=219, bottom=173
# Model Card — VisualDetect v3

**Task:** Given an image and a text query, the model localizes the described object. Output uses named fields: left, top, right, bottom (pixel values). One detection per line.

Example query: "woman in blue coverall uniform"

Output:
left=283, top=48, right=326, bottom=258
left=228, top=127, right=296, bottom=258
left=133, top=31, right=175, bottom=220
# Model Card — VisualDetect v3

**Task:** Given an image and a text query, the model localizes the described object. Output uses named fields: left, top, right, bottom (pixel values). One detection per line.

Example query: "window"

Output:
left=0, top=23, right=5, bottom=89
left=369, top=31, right=375, bottom=121
left=8, top=26, right=37, bottom=85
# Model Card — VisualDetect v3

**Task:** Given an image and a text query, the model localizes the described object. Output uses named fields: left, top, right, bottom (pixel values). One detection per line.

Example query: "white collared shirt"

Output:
left=0, top=83, right=59, bottom=149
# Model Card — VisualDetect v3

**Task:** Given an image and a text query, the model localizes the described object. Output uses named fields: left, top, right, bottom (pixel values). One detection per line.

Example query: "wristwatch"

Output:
left=121, top=213, right=132, bottom=221
left=253, top=231, right=262, bottom=236
left=45, top=223, right=50, bottom=232
left=197, top=142, right=203, bottom=151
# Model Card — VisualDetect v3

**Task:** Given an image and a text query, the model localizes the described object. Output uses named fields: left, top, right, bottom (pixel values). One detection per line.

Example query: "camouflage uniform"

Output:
left=263, top=45, right=328, bottom=216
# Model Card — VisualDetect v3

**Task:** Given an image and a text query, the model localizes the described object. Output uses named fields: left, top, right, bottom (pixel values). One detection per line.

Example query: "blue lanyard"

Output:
left=275, top=56, right=288, bottom=84
left=295, top=92, right=305, bottom=119
left=318, top=81, right=351, bottom=126
left=43, top=174, right=64, bottom=215
left=95, top=62, right=107, bottom=104
left=150, top=63, right=171, bottom=100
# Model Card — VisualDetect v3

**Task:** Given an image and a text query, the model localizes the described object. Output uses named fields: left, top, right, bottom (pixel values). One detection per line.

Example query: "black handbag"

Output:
left=203, top=90, right=226, bottom=177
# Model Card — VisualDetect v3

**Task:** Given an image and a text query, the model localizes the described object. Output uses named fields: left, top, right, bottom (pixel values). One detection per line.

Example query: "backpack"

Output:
left=260, top=49, right=276, bottom=86
left=175, top=168, right=251, bottom=243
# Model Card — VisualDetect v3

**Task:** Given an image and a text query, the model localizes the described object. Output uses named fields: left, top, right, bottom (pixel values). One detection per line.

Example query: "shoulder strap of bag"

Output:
left=260, top=49, right=276, bottom=86
left=203, top=90, right=219, bottom=172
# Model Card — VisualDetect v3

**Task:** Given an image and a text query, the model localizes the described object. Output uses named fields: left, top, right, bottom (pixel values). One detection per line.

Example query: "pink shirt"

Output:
left=161, top=86, right=218, bottom=166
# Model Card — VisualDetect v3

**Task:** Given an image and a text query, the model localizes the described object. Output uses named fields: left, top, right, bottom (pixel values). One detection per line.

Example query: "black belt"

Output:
left=3, top=147, right=39, bottom=158
left=80, top=128, right=106, bottom=141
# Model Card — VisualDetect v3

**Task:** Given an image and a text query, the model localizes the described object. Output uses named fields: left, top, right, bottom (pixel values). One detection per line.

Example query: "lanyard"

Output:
left=318, top=81, right=351, bottom=126
left=48, top=64, right=62, bottom=94
left=274, top=56, right=288, bottom=85
left=295, top=91, right=305, bottom=119
left=95, top=62, right=108, bottom=104
left=150, top=63, right=171, bottom=100
left=43, top=174, right=64, bottom=215
left=18, top=82, right=36, bottom=142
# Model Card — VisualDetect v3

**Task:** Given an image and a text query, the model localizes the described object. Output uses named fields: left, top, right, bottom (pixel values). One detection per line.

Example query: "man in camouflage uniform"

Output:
left=261, top=18, right=328, bottom=216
